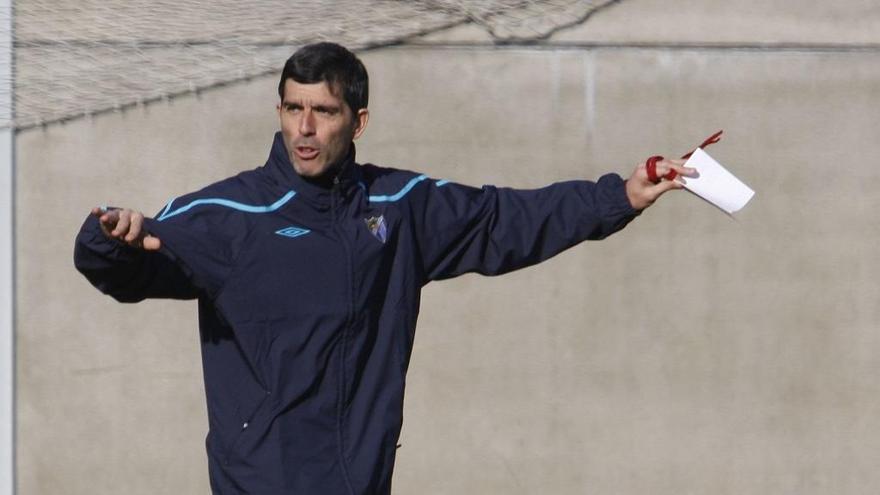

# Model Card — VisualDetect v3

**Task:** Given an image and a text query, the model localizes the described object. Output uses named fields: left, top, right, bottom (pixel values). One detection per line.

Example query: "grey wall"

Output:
left=16, top=2, right=880, bottom=494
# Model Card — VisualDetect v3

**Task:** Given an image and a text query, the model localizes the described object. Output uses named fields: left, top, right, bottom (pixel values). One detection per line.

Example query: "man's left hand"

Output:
left=625, top=158, right=697, bottom=210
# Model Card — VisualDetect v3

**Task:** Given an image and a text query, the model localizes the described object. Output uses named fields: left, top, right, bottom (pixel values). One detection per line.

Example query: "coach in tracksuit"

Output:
left=74, top=42, right=694, bottom=494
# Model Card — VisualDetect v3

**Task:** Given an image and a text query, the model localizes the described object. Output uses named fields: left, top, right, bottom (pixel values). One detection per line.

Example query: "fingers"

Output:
left=142, top=235, right=162, bottom=251
left=627, top=142, right=703, bottom=210
left=95, top=208, right=119, bottom=237
left=646, top=161, right=689, bottom=199
left=648, top=176, right=684, bottom=197
left=125, top=213, right=143, bottom=242
left=668, top=161, right=697, bottom=179
left=627, top=158, right=692, bottom=210
left=649, top=158, right=695, bottom=183
left=111, top=210, right=131, bottom=237
left=91, top=207, right=159, bottom=250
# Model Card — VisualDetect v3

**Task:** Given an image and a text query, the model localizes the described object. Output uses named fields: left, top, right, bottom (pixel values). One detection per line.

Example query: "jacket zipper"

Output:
left=332, top=176, right=357, bottom=495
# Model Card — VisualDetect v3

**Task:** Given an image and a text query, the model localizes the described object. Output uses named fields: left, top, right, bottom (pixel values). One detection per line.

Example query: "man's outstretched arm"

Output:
left=74, top=207, right=199, bottom=302
left=413, top=157, right=695, bottom=282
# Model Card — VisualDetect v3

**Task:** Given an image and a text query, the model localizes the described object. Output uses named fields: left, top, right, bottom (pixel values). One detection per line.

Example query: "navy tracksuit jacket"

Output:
left=74, top=132, right=639, bottom=494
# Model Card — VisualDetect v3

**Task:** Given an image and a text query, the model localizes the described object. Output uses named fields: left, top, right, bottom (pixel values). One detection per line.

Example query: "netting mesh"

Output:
left=2, top=0, right=613, bottom=130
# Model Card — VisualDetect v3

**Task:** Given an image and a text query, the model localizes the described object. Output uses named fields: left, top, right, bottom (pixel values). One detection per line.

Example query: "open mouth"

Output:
left=294, top=146, right=319, bottom=161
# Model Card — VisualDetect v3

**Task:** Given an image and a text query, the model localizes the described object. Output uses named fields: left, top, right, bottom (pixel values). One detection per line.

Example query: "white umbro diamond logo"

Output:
left=275, top=226, right=311, bottom=238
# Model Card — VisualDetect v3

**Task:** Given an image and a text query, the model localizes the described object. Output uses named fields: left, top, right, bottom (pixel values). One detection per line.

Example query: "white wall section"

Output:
left=0, top=0, right=14, bottom=491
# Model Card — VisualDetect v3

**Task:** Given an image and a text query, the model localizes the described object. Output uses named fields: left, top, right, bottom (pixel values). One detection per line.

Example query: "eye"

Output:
left=314, top=106, right=339, bottom=116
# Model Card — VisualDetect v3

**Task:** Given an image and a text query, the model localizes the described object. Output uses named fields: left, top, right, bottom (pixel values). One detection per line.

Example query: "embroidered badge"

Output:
left=275, top=226, right=311, bottom=238
left=364, top=215, right=388, bottom=243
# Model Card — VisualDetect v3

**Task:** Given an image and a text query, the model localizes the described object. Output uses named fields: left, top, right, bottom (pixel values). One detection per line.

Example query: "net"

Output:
left=3, top=0, right=614, bottom=130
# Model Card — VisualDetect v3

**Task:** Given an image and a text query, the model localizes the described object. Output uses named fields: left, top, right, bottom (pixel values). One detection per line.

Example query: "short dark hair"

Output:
left=278, top=42, right=369, bottom=114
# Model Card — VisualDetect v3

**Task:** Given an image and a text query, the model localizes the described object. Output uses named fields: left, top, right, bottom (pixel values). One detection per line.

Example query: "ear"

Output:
left=352, top=108, right=370, bottom=140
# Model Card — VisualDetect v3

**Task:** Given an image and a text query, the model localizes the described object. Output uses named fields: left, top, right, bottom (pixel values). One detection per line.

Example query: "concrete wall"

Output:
left=15, top=2, right=880, bottom=493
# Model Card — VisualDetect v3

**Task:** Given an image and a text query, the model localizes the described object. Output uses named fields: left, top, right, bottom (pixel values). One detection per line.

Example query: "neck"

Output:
left=303, top=163, right=343, bottom=189
left=300, top=144, right=354, bottom=190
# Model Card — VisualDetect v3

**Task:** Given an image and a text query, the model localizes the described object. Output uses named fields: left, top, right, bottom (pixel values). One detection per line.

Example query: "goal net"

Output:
left=4, top=0, right=614, bottom=130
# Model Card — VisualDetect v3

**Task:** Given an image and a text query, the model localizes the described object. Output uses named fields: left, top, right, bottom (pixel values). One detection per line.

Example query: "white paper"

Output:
left=680, top=148, right=754, bottom=214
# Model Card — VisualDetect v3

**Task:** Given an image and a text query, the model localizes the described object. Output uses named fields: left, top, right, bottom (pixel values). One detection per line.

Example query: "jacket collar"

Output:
left=265, top=131, right=362, bottom=203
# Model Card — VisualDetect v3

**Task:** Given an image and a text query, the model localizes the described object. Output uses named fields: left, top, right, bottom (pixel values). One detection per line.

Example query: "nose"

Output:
left=298, top=109, right=316, bottom=136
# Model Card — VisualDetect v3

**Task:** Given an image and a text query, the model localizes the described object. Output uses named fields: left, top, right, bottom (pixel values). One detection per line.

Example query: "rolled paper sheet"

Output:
left=680, top=148, right=754, bottom=214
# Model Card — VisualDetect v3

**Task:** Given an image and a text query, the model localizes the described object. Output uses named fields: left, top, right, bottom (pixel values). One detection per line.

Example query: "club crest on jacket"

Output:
left=364, top=215, right=387, bottom=243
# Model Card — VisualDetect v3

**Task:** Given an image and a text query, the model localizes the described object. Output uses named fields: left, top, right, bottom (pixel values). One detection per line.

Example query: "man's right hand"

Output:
left=91, top=207, right=162, bottom=251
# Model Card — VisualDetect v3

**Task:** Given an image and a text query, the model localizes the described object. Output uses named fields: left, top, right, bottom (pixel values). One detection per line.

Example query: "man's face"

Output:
left=277, top=79, right=368, bottom=178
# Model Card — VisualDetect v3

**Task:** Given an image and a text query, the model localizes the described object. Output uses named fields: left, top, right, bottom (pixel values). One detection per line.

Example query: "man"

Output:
left=74, top=42, right=693, bottom=494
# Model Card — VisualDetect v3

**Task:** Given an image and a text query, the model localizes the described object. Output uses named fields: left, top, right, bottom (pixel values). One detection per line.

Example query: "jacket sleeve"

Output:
left=73, top=214, right=199, bottom=302
left=412, top=173, right=639, bottom=283
left=74, top=188, right=248, bottom=302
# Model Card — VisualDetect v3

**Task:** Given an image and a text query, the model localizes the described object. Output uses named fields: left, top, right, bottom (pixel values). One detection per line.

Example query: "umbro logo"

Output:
left=275, top=226, right=311, bottom=238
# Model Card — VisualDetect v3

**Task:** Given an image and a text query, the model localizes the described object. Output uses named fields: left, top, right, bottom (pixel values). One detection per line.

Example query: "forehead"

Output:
left=282, top=79, right=344, bottom=106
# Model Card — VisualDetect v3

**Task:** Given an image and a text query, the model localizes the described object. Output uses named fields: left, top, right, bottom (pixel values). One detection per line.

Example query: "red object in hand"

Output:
left=645, top=130, right=723, bottom=184
left=645, top=155, right=667, bottom=183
